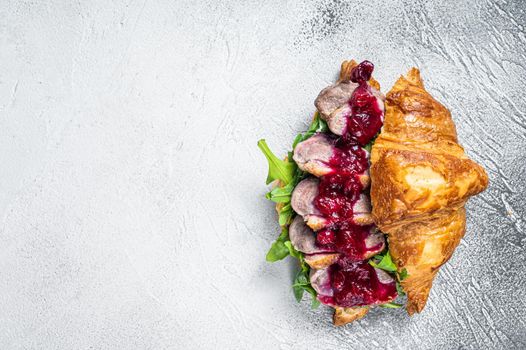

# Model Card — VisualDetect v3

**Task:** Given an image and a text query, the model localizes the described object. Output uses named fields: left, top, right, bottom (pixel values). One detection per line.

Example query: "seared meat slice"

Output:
left=304, top=253, right=340, bottom=269
left=310, top=268, right=334, bottom=299
left=315, top=80, right=358, bottom=126
left=364, top=227, right=386, bottom=258
left=293, top=133, right=334, bottom=176
left=294, top=133, right=371, bottom=186
left=292, top=178, right=373, bottom=229
left=331, top=224, right=386, bottom=260
left=326, top=104, right=352, bottom=136
left=289, top=215, right=330, bottom=254
left=352, top=194, right=374, bottom=225
left=375, top=268, right=396, bottom=285
left=331, top=261, right=398, bottom=307
left=310, top=261, right=396, bottom=308
left=291, top=178, right=319, bottom=216
left=290, top=177, right=328, bottom=230
left=315, top=80, right=385, bottom=136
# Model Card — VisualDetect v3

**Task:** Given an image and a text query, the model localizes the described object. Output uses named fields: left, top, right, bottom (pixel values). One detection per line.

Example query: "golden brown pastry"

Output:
left=261, top=60, right=488, bottom=326
left=370, top=68, right=488, bottom=314
left=333, top=307, right=369, bottom=326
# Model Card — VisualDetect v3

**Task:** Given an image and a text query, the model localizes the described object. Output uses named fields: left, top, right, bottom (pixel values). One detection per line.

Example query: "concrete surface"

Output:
left=0, top=0, right=525, bottom=349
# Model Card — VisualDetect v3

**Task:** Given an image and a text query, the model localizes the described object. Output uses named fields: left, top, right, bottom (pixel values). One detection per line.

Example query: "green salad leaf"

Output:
left=265, top=183, right=294, bottom=203
left=260, top=112, right=327, bottom=239
left=369, top=251, right=397, bottom=272
left=260, top=111, right=413, bottom=312
left=257, top=139, right=297, bottom=185
left=292, top=113, right=329, bottom=149
left=259, top=113, right=334, bottom=310
left=379, top=302, right=403, bottom=309
left=396, top=280, right=406, bottom=297
left=278, top=203, right=293, bottom=226
left=283, top=241, right=301, bottom=259
left=399, top=268, right=408, bottom=281
left=363, top=132, right=379, bottom=153
left=265, top=241, right=289, bottom=262
left=265, top=227, right=290, bottom=262
left=369, top=250, right=410, bottom=300
left=292, top=257, right=321, bottom=309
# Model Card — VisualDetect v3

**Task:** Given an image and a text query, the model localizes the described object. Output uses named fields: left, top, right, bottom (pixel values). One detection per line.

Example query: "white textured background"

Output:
left=1, top=0, right=525, bottom=349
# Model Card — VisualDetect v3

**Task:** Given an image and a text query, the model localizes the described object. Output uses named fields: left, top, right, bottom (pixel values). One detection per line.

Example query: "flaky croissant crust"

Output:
left=371, top=68, right=488, bottom=230
left=371, top=68, right=488, bottom=314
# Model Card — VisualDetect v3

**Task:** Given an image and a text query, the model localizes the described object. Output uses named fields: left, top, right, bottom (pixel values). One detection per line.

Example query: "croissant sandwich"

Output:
left=258, top=60, right=488, bottom=326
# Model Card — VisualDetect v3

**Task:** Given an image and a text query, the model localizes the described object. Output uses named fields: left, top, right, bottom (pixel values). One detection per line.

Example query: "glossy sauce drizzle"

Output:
left=313, top=61, right=396, bottom=307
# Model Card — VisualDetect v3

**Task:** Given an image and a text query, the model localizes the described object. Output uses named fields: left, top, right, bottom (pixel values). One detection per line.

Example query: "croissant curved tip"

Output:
left=406, top=299, right=427, bottom=316
left=395, top=67, right=424, bottom=88
left=333, top=307, right=369, bottom=326
left=406, top=67, right=421, bottom=82
left=339, top=60, right=358, bottom=80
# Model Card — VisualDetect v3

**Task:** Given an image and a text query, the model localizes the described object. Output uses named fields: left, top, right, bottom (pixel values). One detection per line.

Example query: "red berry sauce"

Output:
left=311, top=61, right=396, bottom=307
left=345, top=60, right=384, bottom=146
left=345, top=86, right=384, bottom=146
left=332, top=261, right=397, bottom=307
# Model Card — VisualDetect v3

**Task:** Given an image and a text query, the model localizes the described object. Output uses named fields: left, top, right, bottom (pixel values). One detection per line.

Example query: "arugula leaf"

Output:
left=310, top=296, right=321, bottom=309
left=293, top=283, right=305, bottom=302
left=399, top=268, right=408, bottom=281
left=262, top=113, right=328, bottom=310
left=292, top=272, right=309, bottom=286
left=363, top=132, right=379, bottom=153
left=278, top=203, right=293, bottom=226
left=396, top=281, right=406, bottom=297
left=379, top=302, right=403, bottom=309
left=369, top=250, right=409, bottom=299
left=266, top=227, right=290, bottom=262
left=291, top=166, right=306, bottom=186
left=369, top=251, right=397, bottom=272
left=292, top=134, right=303, bottom=149
left=292, top=113, right=329, bottom=149
left=292, top=270, right=309, bottom=301
left=258, top=139, right=297, bottom=185
left=283, top=241, right=299, bottom=259
left=292, top=268, right=320, bottom=309
left=266, top=241, right=289, bottom=262
left=286, top=240, right=320, bottom=309
left=265, top=183, right=294, bottom=203
left=395, top=268, right=409, bottom=297
left=307, top=113, right=329, bottom=134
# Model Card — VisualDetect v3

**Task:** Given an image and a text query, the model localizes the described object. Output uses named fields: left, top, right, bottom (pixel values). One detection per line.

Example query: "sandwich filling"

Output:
left=260, top=61, right=404, bottom=310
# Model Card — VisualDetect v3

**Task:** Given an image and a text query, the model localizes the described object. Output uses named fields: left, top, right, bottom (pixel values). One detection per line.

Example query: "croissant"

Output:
left=260, top=60, right=489, bottom=326
left=370, top=68, right=489, bottom=314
